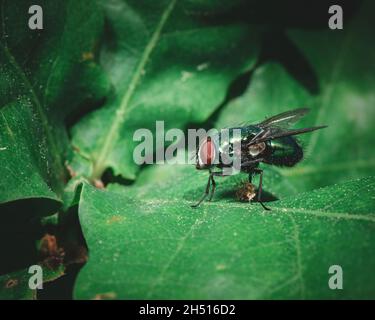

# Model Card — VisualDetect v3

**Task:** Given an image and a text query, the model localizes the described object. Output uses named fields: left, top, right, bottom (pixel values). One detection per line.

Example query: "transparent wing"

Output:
left=223, top=108, right=309, bottom=130
left=257, top=107, right=310, bottom=129
left=244, top=107, right=327, bottom=145
left=248, top=125, right=327, bottom=146
left=224, top=108, right=326, bottom=146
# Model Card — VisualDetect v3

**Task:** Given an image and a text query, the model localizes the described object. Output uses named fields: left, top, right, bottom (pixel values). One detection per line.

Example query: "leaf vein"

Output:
left=92, top=0, right=178, bottom=179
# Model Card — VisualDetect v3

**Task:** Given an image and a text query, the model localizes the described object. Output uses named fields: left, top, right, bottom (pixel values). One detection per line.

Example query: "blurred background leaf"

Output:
left=70, top=0, right=260, bottom=182
left=215, top=0, right=375, bottom=197
left=0, top=0, right=109, bottom=205
left=0, top=0, right=109, bottom=289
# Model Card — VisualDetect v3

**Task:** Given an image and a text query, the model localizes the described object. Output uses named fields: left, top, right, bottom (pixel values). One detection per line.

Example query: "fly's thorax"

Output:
left=248, top=142, right=266, bottom=157
left=217, top=128, right=242, bottom=151
left=240, top=126, right=268, bottom=159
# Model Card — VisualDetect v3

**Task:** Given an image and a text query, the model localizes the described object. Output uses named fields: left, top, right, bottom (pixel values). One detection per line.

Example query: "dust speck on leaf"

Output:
left=65, top=161, right=77, bottom=178
left=93, top=292, right=117, bottom=300
left=197, top=62, right=210, bottom=71
left=5, top=279, right=18, bottom=289
left=81, top=52, right=94, bottom=61
left=106, top=215, right=124, bottom=224
left=94, top=179, right=105, bottom=189
left=181, top=71, right=194, bottom=82
left=215, top=264, right=227, bottom=271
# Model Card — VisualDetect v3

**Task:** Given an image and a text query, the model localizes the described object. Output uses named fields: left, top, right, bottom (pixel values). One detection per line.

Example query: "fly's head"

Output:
left=196, top=136, right=216, bottom=170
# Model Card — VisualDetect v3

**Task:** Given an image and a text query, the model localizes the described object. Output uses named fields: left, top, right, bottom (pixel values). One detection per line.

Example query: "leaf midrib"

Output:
left=92, top=0, right=178, bottom=180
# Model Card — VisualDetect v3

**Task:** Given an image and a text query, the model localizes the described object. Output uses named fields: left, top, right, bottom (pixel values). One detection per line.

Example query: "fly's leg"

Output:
left=246, top=172, right=254, bottom=205
left=191, top=171, right=212, bottom=208
left=253, top=168, right=271, bottom=211
left=209, top=171, right=227, bottom=201
left=248, top=172, right=253, bottom=183
left=208, top=175, right=216, bottom=201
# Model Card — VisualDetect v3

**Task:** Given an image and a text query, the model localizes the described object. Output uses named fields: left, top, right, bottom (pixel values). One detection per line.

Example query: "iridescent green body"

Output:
left=214, top=125, right=303, bottom=172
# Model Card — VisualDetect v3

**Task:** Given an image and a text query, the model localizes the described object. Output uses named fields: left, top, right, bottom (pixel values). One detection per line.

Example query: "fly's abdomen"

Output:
left=265, top=136, right=303, bottom=167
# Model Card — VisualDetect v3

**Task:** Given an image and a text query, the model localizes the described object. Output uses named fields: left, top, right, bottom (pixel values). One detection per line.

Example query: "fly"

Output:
left=192, top=108, right=327, bottom=210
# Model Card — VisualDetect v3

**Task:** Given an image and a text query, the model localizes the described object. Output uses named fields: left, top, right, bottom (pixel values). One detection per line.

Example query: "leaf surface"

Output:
left=74, top=165, right=375, bottom=299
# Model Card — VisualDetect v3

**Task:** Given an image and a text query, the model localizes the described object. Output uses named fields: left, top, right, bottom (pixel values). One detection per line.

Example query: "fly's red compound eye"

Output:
left=198, top=137, right=216, bottom=166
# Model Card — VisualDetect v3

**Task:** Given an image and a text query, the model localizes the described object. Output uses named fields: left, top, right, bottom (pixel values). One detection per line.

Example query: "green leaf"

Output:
left=215, top=0, right=375, bottom=197
left=74, top=165, right=375, bottom=299
left=0, top=264, right=64, bottom=300
left=73, top=4, right=375, bottom=299
left=0, top=0, right=109, bottom=205
left=70, top=0, right=259, bottom=181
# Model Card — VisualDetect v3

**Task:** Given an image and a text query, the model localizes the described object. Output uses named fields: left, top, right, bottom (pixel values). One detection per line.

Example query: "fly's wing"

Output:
left=227, top=108, right=309, bottom=130
left=247, top=108, right=327, bottom=146
left=248, top=125, right=327, bottom=146
left=257, top=107, right=310, bottom=129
